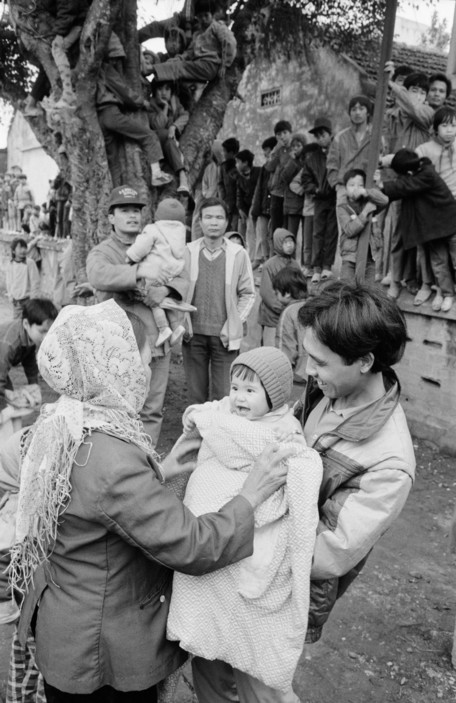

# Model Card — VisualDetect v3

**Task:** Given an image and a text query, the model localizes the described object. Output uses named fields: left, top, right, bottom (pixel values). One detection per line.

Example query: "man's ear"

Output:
left=360, top=352, right=375, bottom=374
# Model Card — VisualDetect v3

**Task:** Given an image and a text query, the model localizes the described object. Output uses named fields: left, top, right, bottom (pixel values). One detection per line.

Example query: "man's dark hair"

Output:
left=125, top=311, right=148, bottom=352
left=298, top=281, right=407, bottom=373
left=262, top=136, right=277, bottom=151
left=404, top=72, right=429, bottom=93
left=433, top=106, right=456, bottom=132
left=199, top=196, right=228, bottom=218
left=272, top=267, right=307, bottom=300
left=429, top=72, right=452, bottom=98
left=221, top=138, right=240, bottom=156
left=343, top=168, right=366, bottom=186
left=236, top=149, right=254, bottom=166
left=22, top=298, right=58, bottom=325
left=274, top=120, right=292, bottom=134
left=392, top=65, right=413, bottom=82
left=11, top=237, right=28, bottom=258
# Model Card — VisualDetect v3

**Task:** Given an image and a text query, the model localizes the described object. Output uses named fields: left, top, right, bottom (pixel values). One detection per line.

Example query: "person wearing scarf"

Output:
left=9, top=299, right=291, bottom=703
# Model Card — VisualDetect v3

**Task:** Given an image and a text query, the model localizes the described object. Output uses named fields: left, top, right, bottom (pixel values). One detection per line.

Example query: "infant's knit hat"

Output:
left=155, top=198, right=186, bottom=224
left=231, top=346, right=293, bottom=410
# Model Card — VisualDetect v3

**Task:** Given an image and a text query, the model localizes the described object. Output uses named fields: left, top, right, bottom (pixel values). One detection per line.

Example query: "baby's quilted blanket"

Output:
left=167, top=409, right=323, bottom=691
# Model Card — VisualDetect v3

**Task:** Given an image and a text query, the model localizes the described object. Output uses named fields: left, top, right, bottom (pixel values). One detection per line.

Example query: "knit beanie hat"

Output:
left=155, top=198, right=186, bottom=224
left=348, top=95, right=373, bottom=115
left=231, top=347, right=293, bottom=411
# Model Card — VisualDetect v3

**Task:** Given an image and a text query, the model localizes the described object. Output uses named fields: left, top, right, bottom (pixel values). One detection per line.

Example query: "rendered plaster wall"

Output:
left=220, top=45, right=366, bottom=158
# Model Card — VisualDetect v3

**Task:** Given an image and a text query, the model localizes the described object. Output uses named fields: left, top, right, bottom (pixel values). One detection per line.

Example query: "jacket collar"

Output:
left=300, top=369, right=401, bottom=443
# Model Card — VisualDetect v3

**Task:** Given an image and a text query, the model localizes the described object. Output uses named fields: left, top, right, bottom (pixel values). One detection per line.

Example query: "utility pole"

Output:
left=355, top=0, right=398, bottom=281
left=447, top=0, right=456, bottom=87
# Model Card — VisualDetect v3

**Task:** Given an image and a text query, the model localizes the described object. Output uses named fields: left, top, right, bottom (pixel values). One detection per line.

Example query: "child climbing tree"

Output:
left=1, top=0, right=391, bottom=278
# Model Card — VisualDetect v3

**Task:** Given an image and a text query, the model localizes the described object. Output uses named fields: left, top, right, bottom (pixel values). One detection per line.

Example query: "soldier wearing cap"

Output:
left=87, top=185, right=189, bottom=446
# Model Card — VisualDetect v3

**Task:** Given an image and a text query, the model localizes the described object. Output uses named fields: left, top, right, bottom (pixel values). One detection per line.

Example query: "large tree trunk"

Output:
left=7, top=0, right=266, bottom=277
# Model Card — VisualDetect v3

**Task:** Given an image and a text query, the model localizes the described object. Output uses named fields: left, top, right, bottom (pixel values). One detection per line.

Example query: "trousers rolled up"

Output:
left=99, top=106, right=163, bottom=183
left=428, top=238, right=455, bottom=296
left=154, top=128, right=185, bottom=173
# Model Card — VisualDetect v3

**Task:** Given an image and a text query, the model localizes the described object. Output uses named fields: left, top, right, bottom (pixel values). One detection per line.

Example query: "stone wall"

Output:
left=397, top=297, right=456, bottom=455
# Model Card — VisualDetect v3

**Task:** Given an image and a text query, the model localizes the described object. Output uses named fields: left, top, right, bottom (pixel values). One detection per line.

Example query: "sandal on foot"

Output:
left=413, top=287, right=432, bottom=306
left=441, top=296, right=454, bottom=313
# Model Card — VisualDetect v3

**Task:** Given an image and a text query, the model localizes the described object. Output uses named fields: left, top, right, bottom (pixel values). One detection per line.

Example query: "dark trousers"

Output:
left=153, top=57, right=219, bottom=83
left=312, top=198, right=338, bottom=270
left=182, top=333, right=238, bottom=405
left=44, top=682, right=157, bottom=703
left=286, top=214, right=301, bottom=237
left=389, top=202, right=417, bottom=284
left=154, top=128, right=185, bottom=173
left=98, top=106, right=163, bottom=184
left=301, top=216, right=313, bottom=267
left=341, top=256, right=376, bottom=284
left=269, top=195, right=284, bottom=236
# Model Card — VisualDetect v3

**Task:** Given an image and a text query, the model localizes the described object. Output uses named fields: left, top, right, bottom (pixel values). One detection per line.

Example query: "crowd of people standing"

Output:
left=0, top=167, right=72, bottom=240
left=2, top=4, right=454, bottom=700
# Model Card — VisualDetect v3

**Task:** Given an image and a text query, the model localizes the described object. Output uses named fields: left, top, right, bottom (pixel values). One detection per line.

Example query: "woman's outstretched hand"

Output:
left=161, top=437, right=202, bottom=481
left=239, top=444, right=295, bottom=510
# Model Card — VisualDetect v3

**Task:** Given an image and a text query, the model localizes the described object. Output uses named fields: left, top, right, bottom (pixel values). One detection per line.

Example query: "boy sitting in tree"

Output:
left=152, top=0, right=236, bottom=85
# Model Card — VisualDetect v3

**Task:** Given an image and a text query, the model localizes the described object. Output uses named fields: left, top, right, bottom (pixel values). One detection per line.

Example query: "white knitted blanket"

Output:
left=167, top=410, right=323, bottom=691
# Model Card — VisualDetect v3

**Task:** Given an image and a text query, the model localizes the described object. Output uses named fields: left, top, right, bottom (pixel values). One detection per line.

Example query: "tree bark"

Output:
left=6, top=0, right=268, bottom=276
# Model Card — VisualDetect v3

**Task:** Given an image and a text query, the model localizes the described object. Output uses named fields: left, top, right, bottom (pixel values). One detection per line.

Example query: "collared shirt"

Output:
left=304, top=395, right=376, bottom=447
left=201, top=236, right=227, bottom=261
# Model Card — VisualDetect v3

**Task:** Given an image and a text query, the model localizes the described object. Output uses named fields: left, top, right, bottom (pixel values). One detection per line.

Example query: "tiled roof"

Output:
left=346, top=41, right=454, bottom=107
left=348, top=41, right=448, bottom=81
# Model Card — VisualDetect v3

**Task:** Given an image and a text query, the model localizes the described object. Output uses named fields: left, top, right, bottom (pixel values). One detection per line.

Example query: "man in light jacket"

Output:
left=183, top=196, right=255, bottom=405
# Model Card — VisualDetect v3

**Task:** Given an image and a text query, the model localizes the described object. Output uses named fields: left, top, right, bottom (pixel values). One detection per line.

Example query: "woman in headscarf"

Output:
left=9, top=299, right=290, bottom=703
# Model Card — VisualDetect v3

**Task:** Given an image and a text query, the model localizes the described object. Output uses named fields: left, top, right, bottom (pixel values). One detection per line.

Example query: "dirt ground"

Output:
left=1, top=294, right=456, bottom=703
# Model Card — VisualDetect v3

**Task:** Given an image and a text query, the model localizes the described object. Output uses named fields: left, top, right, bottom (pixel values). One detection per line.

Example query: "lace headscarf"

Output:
left=9, top=299, right=155, bottom=592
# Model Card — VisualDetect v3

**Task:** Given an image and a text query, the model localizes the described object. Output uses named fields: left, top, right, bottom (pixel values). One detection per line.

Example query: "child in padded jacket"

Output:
left=126, top=198, right=194, bottom=347
left=258, top=228, right=301, bottom=346
left=337, top=168, right=388, bottom=283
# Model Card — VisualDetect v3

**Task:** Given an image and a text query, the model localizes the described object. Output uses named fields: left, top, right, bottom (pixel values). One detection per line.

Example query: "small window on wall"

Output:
left=260, top=88, right=281, bottom=108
